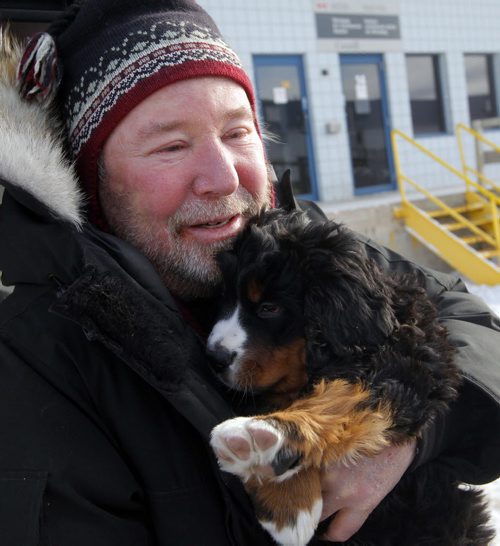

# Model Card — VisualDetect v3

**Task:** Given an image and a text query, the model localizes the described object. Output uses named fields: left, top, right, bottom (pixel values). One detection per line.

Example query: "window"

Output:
left=406, top=54, right=446, bottom=134
left=465, top=54, right=498, bottom=121
left=253, top=55, right=317, bottom=199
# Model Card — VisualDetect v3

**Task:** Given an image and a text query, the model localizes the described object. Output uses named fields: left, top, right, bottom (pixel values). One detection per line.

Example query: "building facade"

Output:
left=196, top=0, right=500, bottom=209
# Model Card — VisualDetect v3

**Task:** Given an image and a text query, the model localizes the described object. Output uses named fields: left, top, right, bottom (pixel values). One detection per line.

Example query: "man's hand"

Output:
left=320, top=439, right=417, bottom=542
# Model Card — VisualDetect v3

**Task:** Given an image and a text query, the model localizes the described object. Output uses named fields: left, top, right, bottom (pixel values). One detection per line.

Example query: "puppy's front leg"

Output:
left=211, top=379, right=394, bottom=545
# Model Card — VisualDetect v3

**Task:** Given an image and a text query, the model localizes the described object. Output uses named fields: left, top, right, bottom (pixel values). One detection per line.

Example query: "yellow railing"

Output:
left=391, top=128, right=500, bottom=252
left=456, top=123, right=500, bottom=194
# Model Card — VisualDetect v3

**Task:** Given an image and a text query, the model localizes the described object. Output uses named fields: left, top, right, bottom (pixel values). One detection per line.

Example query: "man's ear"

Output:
left=274, top=169, right=299, bottom=213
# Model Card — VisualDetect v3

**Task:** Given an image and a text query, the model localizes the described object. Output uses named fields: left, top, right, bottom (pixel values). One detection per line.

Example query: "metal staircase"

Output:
left=392, top=127, right=500, bottom=285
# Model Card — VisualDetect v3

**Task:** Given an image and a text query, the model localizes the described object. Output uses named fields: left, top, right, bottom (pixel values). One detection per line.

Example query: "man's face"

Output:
left=100, top=77, right=271, bottom=299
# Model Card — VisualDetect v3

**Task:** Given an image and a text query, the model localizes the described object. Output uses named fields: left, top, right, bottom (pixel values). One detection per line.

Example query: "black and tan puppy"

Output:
left=207, top=209, right=493, bottom=546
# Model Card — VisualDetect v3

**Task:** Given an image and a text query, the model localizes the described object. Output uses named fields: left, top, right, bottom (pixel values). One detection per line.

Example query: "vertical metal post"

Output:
left=391, top=130, right=407, bottom=203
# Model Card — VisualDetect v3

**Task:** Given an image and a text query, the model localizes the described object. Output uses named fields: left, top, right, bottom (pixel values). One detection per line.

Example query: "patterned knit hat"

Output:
left=22, top=0, right=258, bottom=226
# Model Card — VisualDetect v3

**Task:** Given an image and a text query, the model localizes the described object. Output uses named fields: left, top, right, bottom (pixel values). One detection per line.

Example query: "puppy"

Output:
left=207, top=209, right=493, bottom=546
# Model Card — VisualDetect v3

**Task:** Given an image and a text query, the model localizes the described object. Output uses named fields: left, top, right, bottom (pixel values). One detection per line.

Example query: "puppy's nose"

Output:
left=206, top=343, right=236, bottom=372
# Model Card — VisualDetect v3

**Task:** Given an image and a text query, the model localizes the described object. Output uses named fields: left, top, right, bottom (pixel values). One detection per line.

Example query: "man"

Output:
left=0, top=1, right=498, bottom=544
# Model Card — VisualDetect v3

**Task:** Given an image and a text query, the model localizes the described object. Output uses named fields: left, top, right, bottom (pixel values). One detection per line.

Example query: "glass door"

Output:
left=254, top=55, right=317, bottom=199
left=340, top=54, right=395, bottom=194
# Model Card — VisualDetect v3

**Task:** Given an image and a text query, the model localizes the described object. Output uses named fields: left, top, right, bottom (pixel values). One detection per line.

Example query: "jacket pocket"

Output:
left=0, top=470, right=48, bottom=546
left=148, top=486, right=232, bottom=546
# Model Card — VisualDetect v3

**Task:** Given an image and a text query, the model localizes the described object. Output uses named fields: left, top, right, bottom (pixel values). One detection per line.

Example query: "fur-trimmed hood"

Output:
left=0, top=30, right=83, bottom=227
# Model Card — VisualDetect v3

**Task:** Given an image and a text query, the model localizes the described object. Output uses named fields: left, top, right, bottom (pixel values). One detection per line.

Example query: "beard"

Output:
left=100, top=181, right=271, bottom=300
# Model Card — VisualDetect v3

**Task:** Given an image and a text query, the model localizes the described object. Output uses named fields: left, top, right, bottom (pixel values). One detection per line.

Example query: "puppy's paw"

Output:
left=210, top=416, right=301, bottom=481
left=260, top=498, right=323, bottom=546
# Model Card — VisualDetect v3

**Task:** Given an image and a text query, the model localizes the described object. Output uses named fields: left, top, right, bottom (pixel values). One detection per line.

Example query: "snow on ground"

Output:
left=483, top=479, right=500, bottom=544
left=464, top=283, right=500, bottom=544
left=466, top=283, right=500, bottom=318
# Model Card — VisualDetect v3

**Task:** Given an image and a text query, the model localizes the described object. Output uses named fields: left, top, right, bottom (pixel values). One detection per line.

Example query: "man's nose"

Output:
left=192, top=140, right=239, bottom=197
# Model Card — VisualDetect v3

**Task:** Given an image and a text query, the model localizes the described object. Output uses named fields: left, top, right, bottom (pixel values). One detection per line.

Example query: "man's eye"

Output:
left=226, top=128, right=248, bottom=140
left=156, top=143, right=185, bottom=153
left=257, top=302, right=282, bottom=318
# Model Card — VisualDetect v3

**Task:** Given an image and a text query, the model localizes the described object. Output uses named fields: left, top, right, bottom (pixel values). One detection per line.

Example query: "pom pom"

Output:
left=17, top=32, right=61, bottom=105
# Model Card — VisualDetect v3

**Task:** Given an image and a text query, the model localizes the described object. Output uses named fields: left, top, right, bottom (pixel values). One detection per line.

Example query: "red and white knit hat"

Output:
left=19, top=0, right=258, bottom=227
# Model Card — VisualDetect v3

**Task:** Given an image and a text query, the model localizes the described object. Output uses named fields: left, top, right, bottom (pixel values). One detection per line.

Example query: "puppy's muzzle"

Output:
left=207, top=342, right=236, bottom=373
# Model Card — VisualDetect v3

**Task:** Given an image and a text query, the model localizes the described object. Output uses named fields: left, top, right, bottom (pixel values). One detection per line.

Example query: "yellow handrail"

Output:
left=399, top=174, right=497, bottom=247
left=391, top=128, right=500, bottom=252
left=492, top=198, right=500, bottom=250
left=392, top=129, right=500, bottom=205
left=456, top=123, right=500, bottom=193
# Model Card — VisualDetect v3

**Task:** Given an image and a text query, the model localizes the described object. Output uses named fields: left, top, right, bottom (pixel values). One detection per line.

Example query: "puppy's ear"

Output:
left=301, top=223, right=397, bottom=359
left=274, top=169, right=299, bottom=213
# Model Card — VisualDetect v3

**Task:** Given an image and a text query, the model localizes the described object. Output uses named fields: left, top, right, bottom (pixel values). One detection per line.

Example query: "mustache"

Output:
left=167, top=187, right=261, bottom=231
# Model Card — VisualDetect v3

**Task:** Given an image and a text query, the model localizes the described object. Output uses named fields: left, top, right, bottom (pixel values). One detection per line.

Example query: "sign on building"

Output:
left=314, top=1, right=401, bottom=52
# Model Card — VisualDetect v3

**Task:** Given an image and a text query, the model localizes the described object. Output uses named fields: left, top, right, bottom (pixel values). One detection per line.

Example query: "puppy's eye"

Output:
left=257, top=302, right=282, bottom=318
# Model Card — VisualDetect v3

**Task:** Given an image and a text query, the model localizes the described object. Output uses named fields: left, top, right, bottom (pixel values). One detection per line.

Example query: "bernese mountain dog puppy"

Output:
left=207, top=208, right=493, bottom=546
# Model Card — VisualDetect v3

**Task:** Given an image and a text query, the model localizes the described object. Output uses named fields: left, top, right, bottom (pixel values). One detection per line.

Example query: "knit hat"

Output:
left=19, top=0, right=258, bottom=227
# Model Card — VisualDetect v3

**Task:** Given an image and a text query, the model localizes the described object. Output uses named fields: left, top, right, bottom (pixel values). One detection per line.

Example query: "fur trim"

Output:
left=0, top=29, right=83, bottom=227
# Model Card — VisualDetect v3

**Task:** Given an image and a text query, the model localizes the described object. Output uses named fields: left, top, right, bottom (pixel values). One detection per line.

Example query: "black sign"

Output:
left=316, top=13, right=400, bottom=40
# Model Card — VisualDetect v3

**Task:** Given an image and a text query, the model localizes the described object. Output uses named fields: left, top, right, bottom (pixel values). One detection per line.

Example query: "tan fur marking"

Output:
left=247, top=278, right=263, bottom=303
left=257, top=379, right=393, bottom=468
left=238, top=338, right=307, bottom=407
left=247, top=466, right=321, bottom=530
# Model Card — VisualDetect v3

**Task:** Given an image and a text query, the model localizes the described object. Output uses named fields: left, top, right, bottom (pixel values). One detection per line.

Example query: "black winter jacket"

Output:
left=1, top=57, right=499, bottom=546
left=0, top=184, right=279, bottom=545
